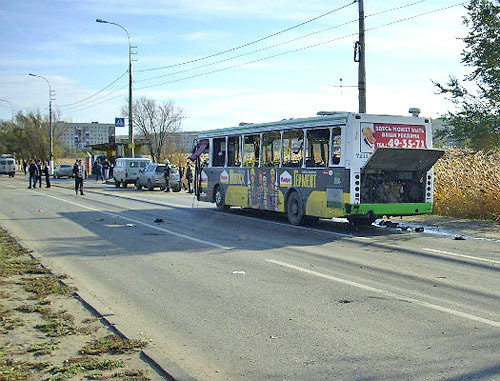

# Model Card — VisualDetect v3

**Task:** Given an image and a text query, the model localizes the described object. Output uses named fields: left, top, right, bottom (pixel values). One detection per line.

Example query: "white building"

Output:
left=56, top=122, right=115, bottom=150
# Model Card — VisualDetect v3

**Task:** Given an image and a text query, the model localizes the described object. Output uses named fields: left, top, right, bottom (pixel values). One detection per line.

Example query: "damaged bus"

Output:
left=190, top=110, right=444, bottom=225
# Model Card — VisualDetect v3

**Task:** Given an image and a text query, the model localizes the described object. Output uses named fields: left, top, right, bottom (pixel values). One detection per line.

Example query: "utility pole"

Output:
left=357, top=0, right=366, bottom=113
left=96, top=19, right=135, bottom=157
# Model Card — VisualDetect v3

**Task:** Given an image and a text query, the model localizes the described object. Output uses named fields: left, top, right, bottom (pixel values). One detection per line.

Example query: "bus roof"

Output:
left=198, top=113, right=351, bottom=139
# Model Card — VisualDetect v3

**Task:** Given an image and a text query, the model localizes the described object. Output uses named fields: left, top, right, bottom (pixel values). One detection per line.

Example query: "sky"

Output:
left=0, top=0, right=470, bottom=135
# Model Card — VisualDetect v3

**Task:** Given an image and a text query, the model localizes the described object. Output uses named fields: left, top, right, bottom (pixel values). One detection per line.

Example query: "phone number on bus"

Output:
left=377, top=138, right=426, bottom=149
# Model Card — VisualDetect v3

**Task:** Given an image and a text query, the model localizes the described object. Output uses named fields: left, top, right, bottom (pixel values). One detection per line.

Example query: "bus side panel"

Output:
left=201, top=166, right=351, bottom=218
left=290, top=168, right=350, bottom=218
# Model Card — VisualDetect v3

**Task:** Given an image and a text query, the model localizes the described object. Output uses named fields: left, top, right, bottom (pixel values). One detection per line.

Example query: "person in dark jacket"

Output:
left=22, top=160, right=27, bottom=175
left=102, top=159, right=110, bottom=182
left=73, top=159, right=85, bottom=195
left=163, top=163, right=171, bottom=192
left=43, top=161, right=51, bottom=188
left=186, top=162, right=193, bottom=193
left=35, top=160, right=43, bottom=188
left=28, top=160, right=38, bottom=189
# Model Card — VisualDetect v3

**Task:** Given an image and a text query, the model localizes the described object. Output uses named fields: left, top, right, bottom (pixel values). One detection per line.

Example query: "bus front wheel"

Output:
left=287, top=191, right=305, bottom=225
left=214, top=186, right=229, bottom=212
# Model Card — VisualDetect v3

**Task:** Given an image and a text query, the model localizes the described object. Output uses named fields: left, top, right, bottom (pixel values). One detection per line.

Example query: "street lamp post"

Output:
left=96, top=18, right=134, bottom=157
left=0, top=99, right=14, bottom=122
left=28, top=73, right=54, bottom=173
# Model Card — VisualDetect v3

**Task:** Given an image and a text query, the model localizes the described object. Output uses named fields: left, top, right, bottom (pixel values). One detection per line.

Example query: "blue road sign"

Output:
left=115, top=118, right=125, bottom=127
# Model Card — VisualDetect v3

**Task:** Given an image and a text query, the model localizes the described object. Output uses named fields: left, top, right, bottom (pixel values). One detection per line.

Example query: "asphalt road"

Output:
left=1, top=175, right=499, bottom=381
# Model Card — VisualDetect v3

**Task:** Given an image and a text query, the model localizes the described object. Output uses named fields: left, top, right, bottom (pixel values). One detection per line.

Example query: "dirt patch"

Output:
left=0, top=228, right=156, bottom=380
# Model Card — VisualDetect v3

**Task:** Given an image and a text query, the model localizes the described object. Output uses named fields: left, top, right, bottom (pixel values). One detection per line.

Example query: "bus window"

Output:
left=306, top=128, right=329, bottom=167
left=331, top=128, right=342, bottom=165
left=283, top=130, right=303, bottom=167
left=262, top=132, right=281, bottom=167
left=212, top=137, right=226, bottom=167
left=243, top=135, right=260, bottom=167
left=228, top=136, right=241, bottom=167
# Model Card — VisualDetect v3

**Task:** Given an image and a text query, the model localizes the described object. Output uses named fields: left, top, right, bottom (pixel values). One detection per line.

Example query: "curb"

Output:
left=3, top=228, right=193, bottom=381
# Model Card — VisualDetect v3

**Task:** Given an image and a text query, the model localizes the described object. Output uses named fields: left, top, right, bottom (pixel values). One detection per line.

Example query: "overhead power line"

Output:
left=135, top=2, right=466, bottom=91
left=65, top=1, right=464, bottom=114
left=134, top=0, right=430, bottom=84
left=135, top=0, right=357, bottom=73
left=57, top=70, right=128, bottom=108
left=59, top=84, right=128, bottom=114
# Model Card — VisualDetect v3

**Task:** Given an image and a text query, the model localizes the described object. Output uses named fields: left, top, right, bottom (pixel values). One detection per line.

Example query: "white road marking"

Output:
left=101, top=189, right=369, bottom=241
left=41, top=193, right=232, bottom=250
left=266, top=259, right=500, bottom=328
left=422, top=248, right=500, bottom=265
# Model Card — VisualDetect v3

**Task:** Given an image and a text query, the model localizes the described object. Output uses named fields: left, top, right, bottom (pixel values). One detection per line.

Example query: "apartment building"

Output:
left=56, top=122, right=115, bottom=150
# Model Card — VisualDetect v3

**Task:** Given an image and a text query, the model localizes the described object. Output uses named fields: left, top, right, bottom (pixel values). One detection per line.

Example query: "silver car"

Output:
left=54, top=164, right=74, bottom=178
left=135, top=163, right=181, bottom=191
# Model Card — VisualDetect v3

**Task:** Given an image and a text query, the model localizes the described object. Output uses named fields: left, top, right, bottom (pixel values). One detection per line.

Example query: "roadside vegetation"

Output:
left=433, top=148, right=500, bottom=221
left=0, top=228, right=152, bottom=380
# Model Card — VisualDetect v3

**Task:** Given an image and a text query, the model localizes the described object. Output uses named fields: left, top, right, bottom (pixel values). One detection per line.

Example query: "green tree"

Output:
left=435, top=0, right=500, bottom=150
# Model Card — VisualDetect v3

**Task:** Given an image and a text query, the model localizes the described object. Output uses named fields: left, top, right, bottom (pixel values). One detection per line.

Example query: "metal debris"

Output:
left=334, top=299, right=353, bottom=304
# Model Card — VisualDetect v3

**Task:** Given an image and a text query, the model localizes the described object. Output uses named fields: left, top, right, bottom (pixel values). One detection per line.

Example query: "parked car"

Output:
left=135, top=163, right=181, bottom=191
left=53, top=164, right=74, bottom=178
left=113, top=157, right=151, bottom=188
left=0, top=157, right=15, bottom=177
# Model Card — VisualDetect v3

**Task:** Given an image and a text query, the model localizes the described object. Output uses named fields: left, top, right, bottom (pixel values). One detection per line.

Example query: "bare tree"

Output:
left=122, top=97, right=185, bottom=162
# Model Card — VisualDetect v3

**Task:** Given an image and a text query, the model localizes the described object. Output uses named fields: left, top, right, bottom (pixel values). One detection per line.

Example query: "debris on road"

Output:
left=126, top=224, right=136, bottom=227
left=153, top=218, right=164, bottom=223
left=232, top=271, right=246, bottom=275
left=454, top=235, right=466, bottom=240
left=334, top=299, right=353, bottom=304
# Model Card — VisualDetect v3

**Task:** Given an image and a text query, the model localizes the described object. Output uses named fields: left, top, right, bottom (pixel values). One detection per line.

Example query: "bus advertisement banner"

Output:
left=361, top=123, right=427, bottom=153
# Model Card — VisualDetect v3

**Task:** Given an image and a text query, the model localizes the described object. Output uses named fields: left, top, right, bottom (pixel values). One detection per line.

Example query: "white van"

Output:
left=0, top=157, right=16, bottom=177
left=113, top=158, right=151, bottom=188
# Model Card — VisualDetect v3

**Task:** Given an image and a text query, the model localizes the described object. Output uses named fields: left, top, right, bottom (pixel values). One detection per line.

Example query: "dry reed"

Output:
left=433, top=148, right=500, bottom=221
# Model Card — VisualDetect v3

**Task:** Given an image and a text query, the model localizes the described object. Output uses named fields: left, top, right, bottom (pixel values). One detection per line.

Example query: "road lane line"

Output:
left=41, top=193, right=233, bottom=250
left=422, top=248, right=500, bottom=265
left=75, top=185, right=368, bottom=241
left=266, top=259, right=500, bottom=328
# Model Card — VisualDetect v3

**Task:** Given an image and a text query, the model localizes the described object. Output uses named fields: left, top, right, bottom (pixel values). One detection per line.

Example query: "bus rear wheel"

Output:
left=214, top=186, right=229, bottom=212
left=287, top=191, right=305, bottom=225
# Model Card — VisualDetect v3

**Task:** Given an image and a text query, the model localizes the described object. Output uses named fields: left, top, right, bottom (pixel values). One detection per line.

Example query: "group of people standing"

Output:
left=27, top=160, right=51, bottom=189
left=163, top=162, right=194, bottom=193
left=25, top=157, right=195, bottom=197
left=92, top=158, right=111, bottom=182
